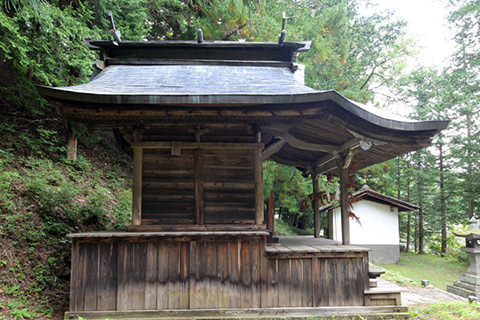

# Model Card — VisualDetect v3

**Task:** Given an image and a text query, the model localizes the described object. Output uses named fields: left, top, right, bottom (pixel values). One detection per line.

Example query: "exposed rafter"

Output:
left=262, top=126, right=338, bottom=153
left=263, top=139, right=286, bottom=160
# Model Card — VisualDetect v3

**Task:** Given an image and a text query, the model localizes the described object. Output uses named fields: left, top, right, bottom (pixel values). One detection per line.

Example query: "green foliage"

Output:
left=378, top=252, right=468, bottom=290
left=410, top=301, right=480, bottom=320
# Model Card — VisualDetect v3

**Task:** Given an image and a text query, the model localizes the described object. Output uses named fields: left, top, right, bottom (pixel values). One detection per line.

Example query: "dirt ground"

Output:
left=376, top=279, right=467, bottom=306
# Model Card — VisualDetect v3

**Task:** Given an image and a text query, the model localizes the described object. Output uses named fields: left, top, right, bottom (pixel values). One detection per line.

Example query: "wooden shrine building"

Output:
left=39, top=39, right=447, bottom=319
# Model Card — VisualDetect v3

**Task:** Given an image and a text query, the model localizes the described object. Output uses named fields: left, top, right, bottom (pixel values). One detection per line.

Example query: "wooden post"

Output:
left=311, top=171, right=320, bottom=238
left=132, top=146, right=143, bottom=225
left=266, top=191, right=274, bottom=233
left=328, top=209, right=334, bottom=240
left=338, top=160, right=350, bottom=245
left=67, top=127, right=77, bottom=161
left=254, top=138, right=264, bottom=225
left=194, top=149, right=204, bottom=225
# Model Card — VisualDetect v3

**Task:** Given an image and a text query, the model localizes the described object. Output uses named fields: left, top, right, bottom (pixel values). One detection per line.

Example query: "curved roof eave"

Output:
left=37, top=85, right=449, bottom=133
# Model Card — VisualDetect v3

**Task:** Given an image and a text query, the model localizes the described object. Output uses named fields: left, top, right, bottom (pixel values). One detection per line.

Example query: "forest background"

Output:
left=0, top=0, right=478, bottom=318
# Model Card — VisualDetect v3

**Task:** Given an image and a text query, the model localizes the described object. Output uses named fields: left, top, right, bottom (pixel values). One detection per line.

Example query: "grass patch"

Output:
left=379, top=252, right=468, bottom=290
left=410, top=301, right=480, bottom=319
left=274, top=218, right=313, bottom=236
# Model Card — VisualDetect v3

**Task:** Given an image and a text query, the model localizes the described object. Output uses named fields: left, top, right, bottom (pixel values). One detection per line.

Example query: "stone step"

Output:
left=453, top=280, right=480, bottom=293
left=447, top=284, right=476, bottom=299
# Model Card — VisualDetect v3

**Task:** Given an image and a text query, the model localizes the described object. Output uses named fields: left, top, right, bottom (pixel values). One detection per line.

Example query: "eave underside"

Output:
left=44, top=97, right=446, bottom=176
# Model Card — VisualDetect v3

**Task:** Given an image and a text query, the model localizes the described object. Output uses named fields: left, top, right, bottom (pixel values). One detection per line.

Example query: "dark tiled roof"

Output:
left=44, top=65, right=315, bottom=95
left=320, top=186, right=419, bottom=212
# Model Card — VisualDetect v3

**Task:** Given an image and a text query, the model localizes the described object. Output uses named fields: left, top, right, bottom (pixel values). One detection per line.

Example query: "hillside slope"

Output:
left=0, top=62, right=132, bottom=319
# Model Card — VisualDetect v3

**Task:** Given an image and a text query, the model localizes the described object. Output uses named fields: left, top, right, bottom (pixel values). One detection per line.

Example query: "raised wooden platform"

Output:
left=266, top=236, right=368, bottom=254
left=65, top=306, right=410, bottom=319
left=66, top=233, right=404, bottom=319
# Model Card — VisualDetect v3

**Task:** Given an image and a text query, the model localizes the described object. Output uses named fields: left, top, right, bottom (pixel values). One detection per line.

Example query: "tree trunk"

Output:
left=466, top=113, right=474, bottom=219
left=414, top=214, right=418, bottom=253
left=439, top=141, right=447, bottom=255
left=417, top=157, right=424, bottom=255
left=396, top=157, right=402, bottom=248
left=406, top=162, right=411, bottom=253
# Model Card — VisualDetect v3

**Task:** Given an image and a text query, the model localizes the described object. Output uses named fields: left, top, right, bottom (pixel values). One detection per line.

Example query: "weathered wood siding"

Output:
left=142, top=149, right=195, bottom=224
left=141, top=147, right=256, bottom=225
left=70, top=235, right=264, bottom=311
left=263, top=253, right=369, bottom=307
left=202, top=149, right=255, bottom=224
left=70, top=236, right=369, bottom=312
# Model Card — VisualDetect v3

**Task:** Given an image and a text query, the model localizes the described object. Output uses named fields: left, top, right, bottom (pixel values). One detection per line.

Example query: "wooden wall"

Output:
left=141, top=147, right=256, bottom=225
left=69, top=235, right=368, bottom=312
left=263, top=253, right=368, bottom=307
left=142, top=149, right=195, bottom=224
left=70, top=235, right=264, bottom=311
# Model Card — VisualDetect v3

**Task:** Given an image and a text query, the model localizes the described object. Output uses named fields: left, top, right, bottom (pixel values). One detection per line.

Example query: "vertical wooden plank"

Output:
left=157, top=241, right=169, bottom=309
left=188, top=240, right=197, bottom=309
left=167, top=241, right=189, bottom=309
left=311, top=257, right=318, bottom=307
left=180, top=241, right=190, bottom=308
left=96, top=241, right=117, bottom=311
left=205, top=240, right=218, bottom=308
left=194, top=149, right=204, bottom=224
left=334, top=258, right=343, bottom=306
left=254, top=147, right=264, bottom=225
left=145, top=240, right=158, bottom=310
left=302, top=258, right=313, bottom=307
left=250, top=240, right=261, bottom=308
left=69, top=240, right=80, bottom=311
left=263, top=258, right=278, bottom=308
left=132, top=147, right=143, bottom=225
left=127, top=242, right=147, bottom=310
left=216, top=241, right=229, bottom=308
left=116, top=240, right=127, bottom=310
left=278, top=259, right=290, bottom=307
left=290, top=259, right=302, bottom=306
left=318, top=258, right=330, bottom=307
left=240, top=239, right=252, bottom=308
left=84, top=242, right=98, bottom=311
left=227, top=240, right=241, bottom=308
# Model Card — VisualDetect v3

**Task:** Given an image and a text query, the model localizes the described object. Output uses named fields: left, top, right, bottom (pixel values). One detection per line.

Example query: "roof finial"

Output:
left=108, top=11, right=122, bottom=45
left=197, top=29, right=204, bottom=43
left=278, top=12, right=286, bottom=45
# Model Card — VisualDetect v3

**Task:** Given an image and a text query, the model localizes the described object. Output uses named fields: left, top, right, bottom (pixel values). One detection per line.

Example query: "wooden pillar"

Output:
left=254, top=144, right=264, bottom=225
left=328, top=209, right=334, bottom=240
left=132, top=146, right=143, bottom=225
left=265, top=191, right=275, bottom=233
left=194, top=149, right=204, bottom=224
left=312, top=171, right=320, bottom=238
left=67, top=127, right=77, bottom=161
left=339, top=161, right=350, bottom=245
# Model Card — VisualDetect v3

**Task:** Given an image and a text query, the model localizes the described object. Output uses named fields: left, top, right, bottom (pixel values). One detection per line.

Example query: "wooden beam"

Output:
left=254, top=145, right=264, bottom=225
left=132, top=146, right=143, bottom=225
left=263, top=139, right=286, bottom=160
left=132, top=141, right=262, bottom=150
left=312, top=171, right=320, bottom=238
left=262, top=127, right=338, bottom=153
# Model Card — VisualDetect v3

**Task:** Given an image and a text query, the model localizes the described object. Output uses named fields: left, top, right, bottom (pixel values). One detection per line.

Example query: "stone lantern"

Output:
left=447, top=217, right=480, bottom=300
